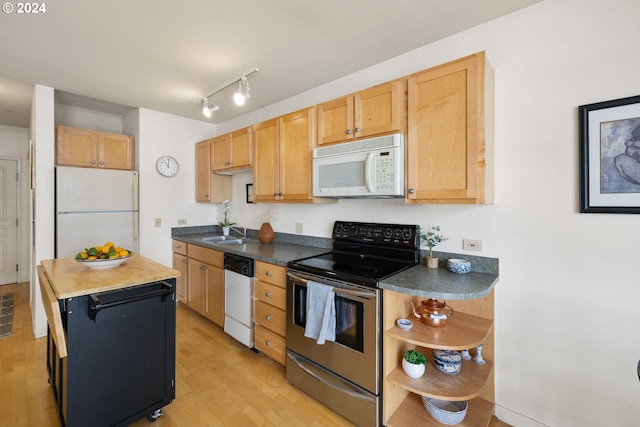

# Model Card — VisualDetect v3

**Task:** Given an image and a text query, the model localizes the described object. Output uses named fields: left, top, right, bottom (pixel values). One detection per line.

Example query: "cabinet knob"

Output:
left=346, top=129, right=351, bottom=134
left=91, top=160, right=97, bottom=165
left=99, top=161, right=104, bottom=165
left=265, top=291, right=271, bottom=297
left=266, top=340, right=271, bottom=346
left=278, top=192, right=283, bottom=196
left=266, top=315, right=272, bottom=321
left=266, top=271, right=271, bottom=276
left=200, top=265, right=206, bottom=271
left=354, top=127, right=360, bottom=133
left=408, top=188, right=415, bottom=194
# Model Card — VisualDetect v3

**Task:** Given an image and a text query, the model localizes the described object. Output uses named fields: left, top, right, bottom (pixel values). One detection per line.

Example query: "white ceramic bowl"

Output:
left=396, top=319, right=414, bottom=331
left=447, top=259, right=471, bottom=274
left=76, top=254, right=132, bottom=269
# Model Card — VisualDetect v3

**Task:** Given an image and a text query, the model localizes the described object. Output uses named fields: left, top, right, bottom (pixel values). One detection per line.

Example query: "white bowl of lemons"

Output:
left=75, top=242, right=132, bottom=269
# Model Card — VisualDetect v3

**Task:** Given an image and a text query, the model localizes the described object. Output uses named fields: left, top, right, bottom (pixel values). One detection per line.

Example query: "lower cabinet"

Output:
left=383, top=290, right=495, bottom=427
left=254, top=261, right=287, bottom=365
left=172, top=240, right=188, bottom=302
left=184, top=244, right=225, bottom=328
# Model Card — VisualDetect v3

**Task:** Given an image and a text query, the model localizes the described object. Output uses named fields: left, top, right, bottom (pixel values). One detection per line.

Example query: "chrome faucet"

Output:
left=228, top=226, right=247, bottom=238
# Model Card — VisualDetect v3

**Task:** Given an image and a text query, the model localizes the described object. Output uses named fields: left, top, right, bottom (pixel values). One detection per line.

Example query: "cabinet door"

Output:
left=172, top=252, right=188, bottom=302
left=279, top=107, right=315, bottom=201
left=195, top=140, right=212, bottom=202
left=355, top=79, right=406, bottom=139
left=186, top=258, right=205, bottom=313
left=98, top=133, right=134, bottom=170
left=317, top=96, right=354, bottom=145
left=252, top=119, right=279, bottom=202
left=204, top=264, right=225, bottom=327
left=229, top=127, right=252, bottom=169
left=210, top=134, right=230, bottom=171
left=407, top=52, right=489, bottom=204
left=56, top=126, right=98, bottom=167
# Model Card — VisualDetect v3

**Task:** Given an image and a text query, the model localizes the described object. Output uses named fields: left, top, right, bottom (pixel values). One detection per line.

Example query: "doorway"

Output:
left=0, top=159, right=19, bottom=285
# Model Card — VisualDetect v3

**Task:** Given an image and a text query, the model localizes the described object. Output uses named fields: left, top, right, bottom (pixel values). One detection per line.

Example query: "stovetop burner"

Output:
left=287, top=221, right=420, bottom=287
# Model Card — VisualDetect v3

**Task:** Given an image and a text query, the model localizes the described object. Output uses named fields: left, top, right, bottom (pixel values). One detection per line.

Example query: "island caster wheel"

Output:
left=147, top=409, right=163, bottom=422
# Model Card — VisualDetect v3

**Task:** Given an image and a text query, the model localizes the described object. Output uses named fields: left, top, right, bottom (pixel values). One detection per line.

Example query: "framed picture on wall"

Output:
left=246, top=183, right=254, bottom=203
left=579, top=94, right=640, bottom=213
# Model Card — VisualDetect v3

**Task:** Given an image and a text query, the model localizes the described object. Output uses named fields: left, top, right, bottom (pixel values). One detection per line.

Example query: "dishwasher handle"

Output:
left=89, top=281, right=174, bottom=321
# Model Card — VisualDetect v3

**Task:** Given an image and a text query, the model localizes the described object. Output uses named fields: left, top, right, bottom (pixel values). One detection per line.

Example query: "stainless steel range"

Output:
left=286, top=221, right=419, bottom=427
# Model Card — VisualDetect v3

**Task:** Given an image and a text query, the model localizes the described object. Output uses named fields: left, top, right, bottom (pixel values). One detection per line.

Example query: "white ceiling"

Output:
left=0, top=0, right=541, bottom=128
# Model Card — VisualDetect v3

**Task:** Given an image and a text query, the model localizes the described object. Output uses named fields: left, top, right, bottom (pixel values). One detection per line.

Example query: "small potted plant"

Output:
left=402, top=349, right=428, bottom=378
left=218, top=200, right=236, bottom=235
left=420, top=225, right=448, bottom=269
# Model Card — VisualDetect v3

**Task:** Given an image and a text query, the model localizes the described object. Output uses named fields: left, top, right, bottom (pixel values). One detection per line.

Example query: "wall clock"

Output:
left=156, top=156, right=179, bottom=177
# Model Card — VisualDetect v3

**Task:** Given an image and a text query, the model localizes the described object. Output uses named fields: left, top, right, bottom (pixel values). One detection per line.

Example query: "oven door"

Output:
left=286, top=271, right=380, bottom=394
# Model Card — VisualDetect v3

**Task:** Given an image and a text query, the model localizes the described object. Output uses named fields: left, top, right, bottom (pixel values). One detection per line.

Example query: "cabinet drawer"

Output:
left=187, top=244, right=223, bottom=267
left=172, top=240, right=187, bottom=255
left=255, top=325, right=286, bottom=366
left=255, top=261, right=286, bottom=287
left=255, top=281, right=286, bottom=310
left=255, top=301, right=286, bottom=336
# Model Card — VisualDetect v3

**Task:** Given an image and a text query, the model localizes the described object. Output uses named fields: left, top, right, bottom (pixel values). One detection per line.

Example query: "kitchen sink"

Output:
left=198, top=236, right=247, bottom=245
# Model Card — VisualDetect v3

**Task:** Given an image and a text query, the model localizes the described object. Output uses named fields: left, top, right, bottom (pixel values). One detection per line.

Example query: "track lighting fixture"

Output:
left=200, top=68, right=259, bottom=118
left=233, top=77, right=250, bottom=106
left=202, top=97, right=219, bottom=118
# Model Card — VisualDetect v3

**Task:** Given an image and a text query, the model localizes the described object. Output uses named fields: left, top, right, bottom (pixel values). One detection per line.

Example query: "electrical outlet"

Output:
left=154, top=218, right=162, bottom=227
left=463, top=239, right=482, bottom=251
left=295, top=223, right=304, bottom=234
left=177, top=219, right=187, bottom=225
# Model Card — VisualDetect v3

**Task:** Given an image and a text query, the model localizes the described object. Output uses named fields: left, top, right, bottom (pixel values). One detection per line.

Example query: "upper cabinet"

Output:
left=406, top=51, right=494, bottom=204
left=56, top=125, right=134, bottom=170
left=253, top=107, right=323, bottom=203
left=317, top=80, right=406, bottom=146
left=195, top=139, right=232, bottom=203
left=211, top=127, right=252, bottom=172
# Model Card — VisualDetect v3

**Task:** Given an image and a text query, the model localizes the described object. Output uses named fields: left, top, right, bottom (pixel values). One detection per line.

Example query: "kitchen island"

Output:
left=38, top=254, right=180, bottom=427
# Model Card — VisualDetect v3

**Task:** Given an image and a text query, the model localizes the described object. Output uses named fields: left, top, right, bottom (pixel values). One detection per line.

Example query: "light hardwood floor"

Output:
left=0, top=282, right=510, bottom=427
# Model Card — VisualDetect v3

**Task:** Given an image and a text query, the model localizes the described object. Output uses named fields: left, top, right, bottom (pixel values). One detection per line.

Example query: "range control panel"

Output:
left=332, top=221, right=419, bottom=249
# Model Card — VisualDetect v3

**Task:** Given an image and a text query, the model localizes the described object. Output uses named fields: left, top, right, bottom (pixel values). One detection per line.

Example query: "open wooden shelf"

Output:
left=386, top=392, right=494, bottom=427
left=388, top=356, right=493, bottom=401
left=387, top=311, right=493, bottom=350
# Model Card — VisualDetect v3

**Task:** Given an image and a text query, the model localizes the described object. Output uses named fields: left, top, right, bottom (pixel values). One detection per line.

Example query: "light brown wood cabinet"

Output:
left=211, top=127, right=252, bottom=171
left=254, top=261, right=287, bottom=365
left=383, top=291, right=495, bottom=427
left=317, top=79, right=406, bottom=146
left=406, top=51, right=494, bottom=204
left=185, top=244, right=225, bottom=327
left=172, top=240, right=188, bottom=302
left=55, top=125, right=134, bottom=170
left=253, top=107, right=323, bottom=203
left=195, top=139, right=232, bottom=203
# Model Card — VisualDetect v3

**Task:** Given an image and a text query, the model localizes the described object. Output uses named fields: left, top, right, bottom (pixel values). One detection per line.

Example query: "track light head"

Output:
left=202, top=98, right=219, bottom=118
left=233, top=77, right=250, bottom=106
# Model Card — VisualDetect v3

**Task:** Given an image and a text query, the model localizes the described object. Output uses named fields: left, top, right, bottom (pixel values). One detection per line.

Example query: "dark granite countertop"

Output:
left=171, top=226, right=331, bottom=267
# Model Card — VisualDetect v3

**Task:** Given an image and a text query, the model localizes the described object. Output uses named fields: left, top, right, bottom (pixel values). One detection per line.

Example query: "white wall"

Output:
left=0, top=125, right=29, bottom=283
left=210, top=1, right=640, bottom=426
left=135, top=108, right=217, bottom=266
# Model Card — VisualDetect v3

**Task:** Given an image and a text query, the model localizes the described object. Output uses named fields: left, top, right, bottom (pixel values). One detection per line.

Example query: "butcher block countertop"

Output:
left=40, top=254, right=180, bottom=299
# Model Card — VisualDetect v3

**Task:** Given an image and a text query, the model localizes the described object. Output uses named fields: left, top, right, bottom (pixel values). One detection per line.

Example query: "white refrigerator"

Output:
left=55, top=166, right=139, bottom=258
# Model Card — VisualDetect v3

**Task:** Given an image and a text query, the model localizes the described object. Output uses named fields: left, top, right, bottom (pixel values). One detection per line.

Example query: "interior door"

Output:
left=0, top=159, right=18, bottom=285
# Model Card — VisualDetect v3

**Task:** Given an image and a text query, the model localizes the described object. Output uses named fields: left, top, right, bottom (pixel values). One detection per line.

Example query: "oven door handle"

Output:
left=287, top=272, right=376, bottom=300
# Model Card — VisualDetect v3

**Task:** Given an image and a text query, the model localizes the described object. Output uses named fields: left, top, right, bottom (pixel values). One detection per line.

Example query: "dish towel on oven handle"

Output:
left=304, top=281, right=336, bottom=344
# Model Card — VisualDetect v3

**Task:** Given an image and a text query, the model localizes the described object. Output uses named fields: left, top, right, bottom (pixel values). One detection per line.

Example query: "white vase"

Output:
left=402, top=358, right=426, bottom=378
left=222, top=227, right=230, bottom=236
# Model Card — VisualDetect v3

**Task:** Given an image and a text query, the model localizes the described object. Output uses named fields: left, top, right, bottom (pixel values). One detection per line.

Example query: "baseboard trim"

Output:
left=495, top=404, right=549, bottom=427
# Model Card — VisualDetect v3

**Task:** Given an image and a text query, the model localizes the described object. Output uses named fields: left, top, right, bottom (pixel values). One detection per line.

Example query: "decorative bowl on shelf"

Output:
left=432, top=349, right=462, bottom=375
left=396, top=319, right=413, bottom=331
left=447, top=258, right=471, bottom=274
left=422, top=397, right=468, bottom=425
left=76, top=253, right=132, bottom=269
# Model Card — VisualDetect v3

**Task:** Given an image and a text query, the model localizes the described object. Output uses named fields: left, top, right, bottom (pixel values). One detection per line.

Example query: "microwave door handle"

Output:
left=365, top=152, right=375, bottom=193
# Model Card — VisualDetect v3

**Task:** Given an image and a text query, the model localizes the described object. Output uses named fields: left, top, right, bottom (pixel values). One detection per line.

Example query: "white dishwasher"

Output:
left=223, top=253, right=255, bottom=348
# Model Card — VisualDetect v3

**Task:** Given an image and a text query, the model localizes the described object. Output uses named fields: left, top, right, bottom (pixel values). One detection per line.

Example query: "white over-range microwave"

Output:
left=312, top=133, right=405, bottom=198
